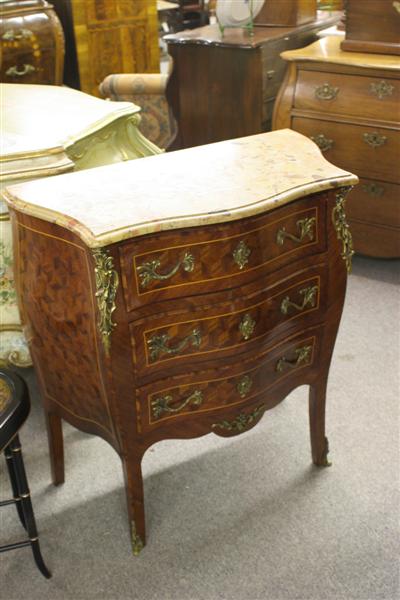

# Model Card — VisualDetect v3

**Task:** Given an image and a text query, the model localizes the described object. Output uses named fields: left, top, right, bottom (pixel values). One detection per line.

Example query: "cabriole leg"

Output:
left=309, top=378, right=331, bottom=467
left=44, top=411, right=64, bottom=485
left=121, top=449, right=146, bottom=555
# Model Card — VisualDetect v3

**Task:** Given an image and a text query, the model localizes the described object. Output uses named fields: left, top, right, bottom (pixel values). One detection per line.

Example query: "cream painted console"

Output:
left=0, top=83, right=161, bottom=367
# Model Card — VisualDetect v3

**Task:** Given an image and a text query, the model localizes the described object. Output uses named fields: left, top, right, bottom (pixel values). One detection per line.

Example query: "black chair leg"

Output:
left=8, top=435, right=51, bottom=579
left=4, top=446, right=27, bottom=530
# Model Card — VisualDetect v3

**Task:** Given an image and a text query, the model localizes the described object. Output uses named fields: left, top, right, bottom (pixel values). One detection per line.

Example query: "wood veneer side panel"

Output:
left=9, top=211, right=119, bottom=450
left=272, top=62, right=297, bottom=130
left=166, top=43, right=262, bottom=149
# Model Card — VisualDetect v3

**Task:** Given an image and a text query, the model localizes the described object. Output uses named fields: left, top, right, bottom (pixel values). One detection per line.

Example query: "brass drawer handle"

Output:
left=369, top=80, right=394, bottom=100
left=310, top=133, right=334, bottom=152
left=276, top=345, right=312, bottom=373
left=393, top=1, right=400, bottom=14
left=363, top=132, right=387, bottom=149
left=280, top=285, right=318, bottom=315
left=212, top=404, right=266, bottom=433
left=137, top=251, right=194, bottom=288
left=2, top=28, right=34, bottom=41
left=147, top=328, right=201, bottom=361
left=239, top=313, right=256, bottom=340
left=6, top=64, right=36, bottom=77
left=362, top=182, right=385, bottom=197
left=276, top=217, right=316, bottom=246
left=315, top=83, right=339, bottom=101
left=151, top=389, right=203, bottom=419
left=236, top=375, right=252, bottom=398
left=232, top=240, right=251, bottom=270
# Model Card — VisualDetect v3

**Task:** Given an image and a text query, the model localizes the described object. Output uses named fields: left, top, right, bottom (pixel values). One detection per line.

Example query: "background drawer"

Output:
left=138, top=329, right=321, bottom=431
left=348, top=220, right=400, bottom=258
left=292, top=117, right=400, bottom=184
left=130, top=265, right=327, bottom=378
left=347, top=179, right=400, bottom=228
left=120, top=198, right=326, bottom=312
left=295, top=70, right=400, bottom=122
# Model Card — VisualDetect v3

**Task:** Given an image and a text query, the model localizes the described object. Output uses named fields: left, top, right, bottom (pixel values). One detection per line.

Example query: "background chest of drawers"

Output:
left=273, top=36, right=400, bottom=258
left=0, top=0, right=64, bottom=84
left=165, top=10, right=341, bottom=149
left=5, top=130, right=357, bottom=554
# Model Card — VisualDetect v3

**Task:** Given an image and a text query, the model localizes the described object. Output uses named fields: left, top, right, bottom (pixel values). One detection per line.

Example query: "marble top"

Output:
left=4, top=129, right=358, bottom=248
left=281, top=36, right=400, bottom=70
left=0, top=83, right=139, bottom=160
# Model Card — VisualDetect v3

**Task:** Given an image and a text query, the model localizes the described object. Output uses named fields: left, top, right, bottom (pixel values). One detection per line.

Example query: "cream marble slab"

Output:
left=4, top=129, right=358, bottom=249
left=281, top=36, right=400, bottom=70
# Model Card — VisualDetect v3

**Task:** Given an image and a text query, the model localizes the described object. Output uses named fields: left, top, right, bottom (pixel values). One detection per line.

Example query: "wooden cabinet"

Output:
left=5, top=129, right=357, bottom=553
left=51, top=0, right=160, bottom=96
left=273, top=36, right=400, bottom=258
left=165, top=10, right=341, bottom=149
left=0, top=0, right=64, bottom=84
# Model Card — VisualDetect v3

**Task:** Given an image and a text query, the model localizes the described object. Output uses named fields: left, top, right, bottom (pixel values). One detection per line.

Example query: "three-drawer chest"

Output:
left=4, top=129, right=358, bottom=554
left=273, top=36, right=400, bottom=258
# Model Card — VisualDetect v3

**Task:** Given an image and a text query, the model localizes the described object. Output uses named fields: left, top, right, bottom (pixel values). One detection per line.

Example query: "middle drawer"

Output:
left=129, top=264, right=327, bottom=380
left=292, top=117, right=400, bottom=184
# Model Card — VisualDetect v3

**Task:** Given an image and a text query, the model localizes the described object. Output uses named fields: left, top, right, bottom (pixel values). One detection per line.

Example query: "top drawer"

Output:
left=120, top=196, right=327, bottom=312
left=295, top=70, right=400, bottom=123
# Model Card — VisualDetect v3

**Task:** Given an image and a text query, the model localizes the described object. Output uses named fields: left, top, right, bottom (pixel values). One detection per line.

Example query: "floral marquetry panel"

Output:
left=70, top=0, right=160, bottom=96
left=15, top=221, right=114, bottom=436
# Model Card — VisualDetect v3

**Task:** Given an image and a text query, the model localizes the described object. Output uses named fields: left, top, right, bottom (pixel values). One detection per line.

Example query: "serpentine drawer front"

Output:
left=4, top=129, right=358, bottom=555
left=294, top=70, right=400, bottom=121
left=130, top=265, right=326, bottom=379
left=139, top=328, right=321, bottom=431
left=122, top=199, right=325, bottom=310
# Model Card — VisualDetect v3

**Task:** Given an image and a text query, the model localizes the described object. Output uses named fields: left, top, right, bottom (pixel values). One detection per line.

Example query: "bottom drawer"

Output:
left=349, top=220, right=400, bottom=258
left=347, top=179, right=400, bottom=228
left=137, top=327, right=322, bottom=432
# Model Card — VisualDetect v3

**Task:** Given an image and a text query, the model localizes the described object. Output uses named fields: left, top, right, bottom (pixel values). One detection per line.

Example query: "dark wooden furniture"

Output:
left=5, top=129, right=357, bottom=554
left=273, top=36, right=400, bottom=258
left=254, top=0, right=316, bottom=27
left=341, top=0, right=400, bottom=56
left=0, top=0, right=64, bottom=85
left=0, top=369, right=51, bottom=578
left=165, top=10, right=341, bottom=149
